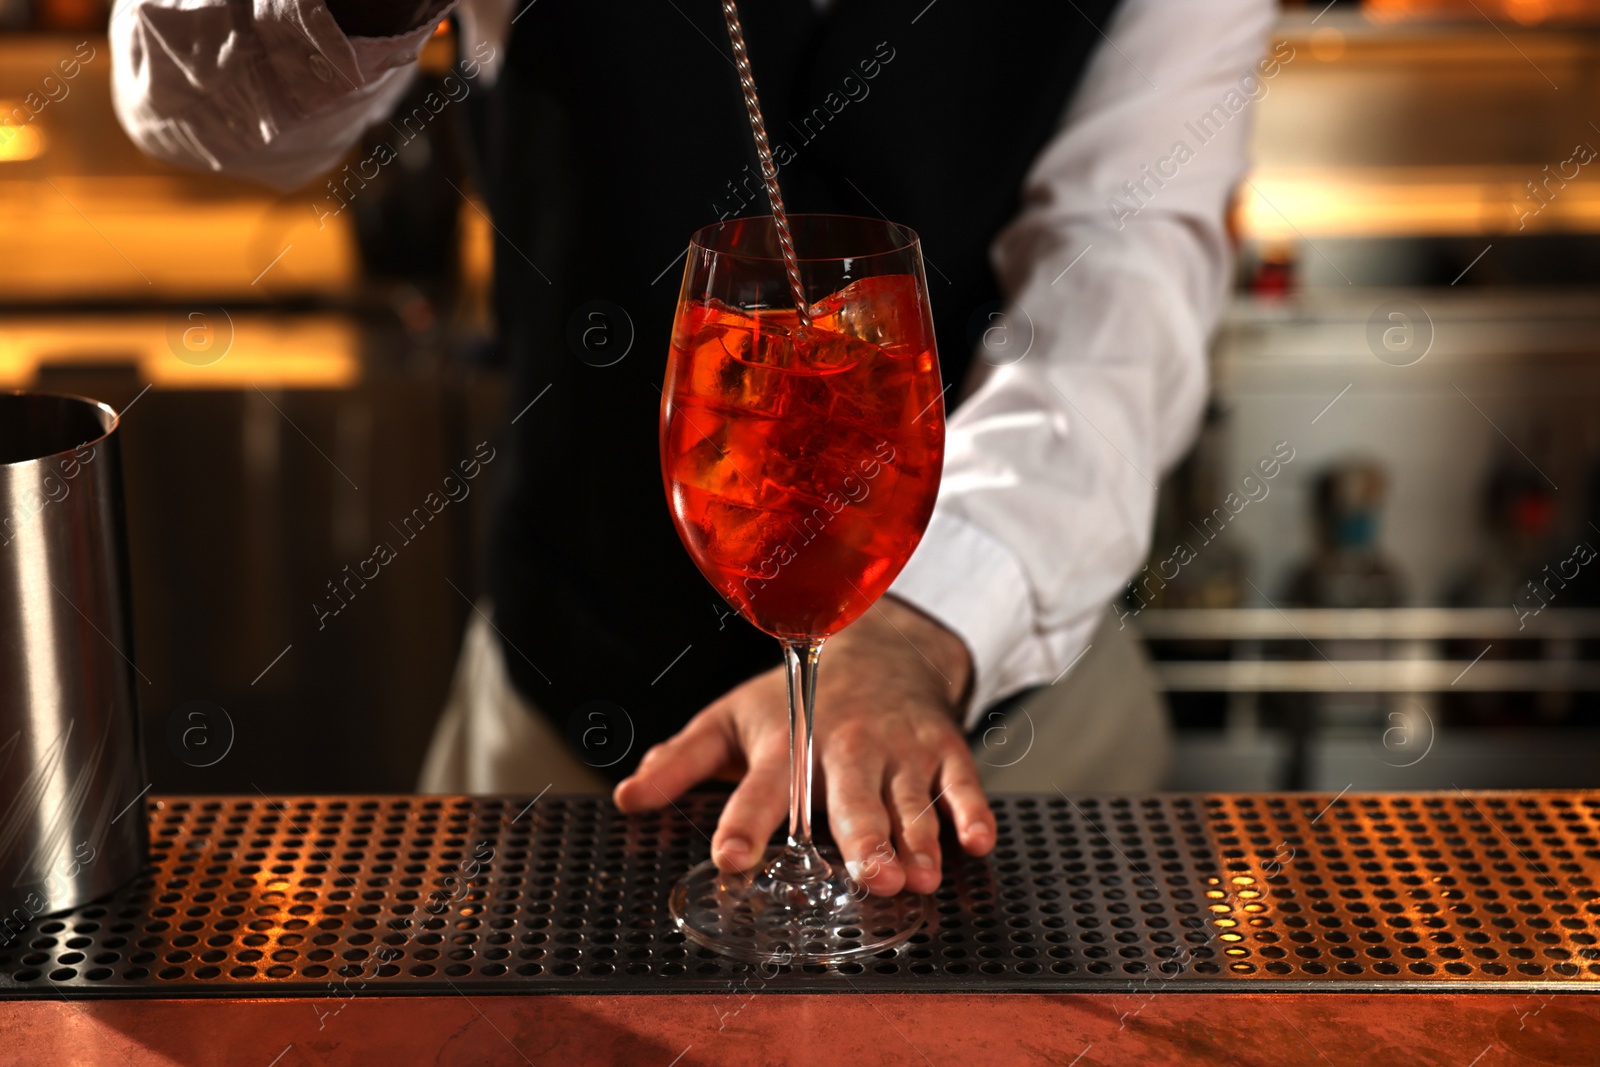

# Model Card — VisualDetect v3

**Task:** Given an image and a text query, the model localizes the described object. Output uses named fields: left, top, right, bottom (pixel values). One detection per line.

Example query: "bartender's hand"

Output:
left=613, top=598, right=996, bottom=896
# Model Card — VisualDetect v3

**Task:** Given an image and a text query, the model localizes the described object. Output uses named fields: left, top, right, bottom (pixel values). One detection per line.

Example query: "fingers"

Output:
left=612, top=706, right=737, bottom=815
left=938, top=748, right=997, bottom=857
left=709, top=738, right=790, bottom=873
left=886, top=761, right=944, bottom=895
left=823, top=731, right=902, bottom=896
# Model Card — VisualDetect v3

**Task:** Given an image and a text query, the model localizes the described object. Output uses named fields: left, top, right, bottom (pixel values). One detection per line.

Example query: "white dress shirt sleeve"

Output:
left=110, top=0, right=463, bottom=191
left=887, top=0, right=1280, bottom=727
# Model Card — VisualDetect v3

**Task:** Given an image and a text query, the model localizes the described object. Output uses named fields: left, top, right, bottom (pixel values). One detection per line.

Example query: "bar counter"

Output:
left=5, top=990, right=1596, bottom=1065
left=2, top=791, right=1597, bottom=1065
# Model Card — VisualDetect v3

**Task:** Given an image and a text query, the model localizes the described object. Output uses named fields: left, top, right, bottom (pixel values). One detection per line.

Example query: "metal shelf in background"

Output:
left=1153, top=659, right=1600, bottom=692
left=1134, top=608, right=1600, bottom=642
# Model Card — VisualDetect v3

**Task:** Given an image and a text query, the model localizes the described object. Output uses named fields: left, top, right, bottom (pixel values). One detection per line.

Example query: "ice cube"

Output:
left=673, top=434, right=739, bottom=497
left=703, top=495, right=786, bottom=574
left=793, top=328, right=871, bottom=374
left=747, top=318, right=798, bottom=368
left=809, top=274, right=931, bottom=356
left=689, top=322, right=789, bottom=416
left=741, top=314, right=868, bottom=376
left=668, top=409, right=776, bottom=505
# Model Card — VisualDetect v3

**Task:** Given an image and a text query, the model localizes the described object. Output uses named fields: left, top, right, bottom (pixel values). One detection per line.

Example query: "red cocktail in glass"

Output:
left=661, top=214, right=945, bottom=964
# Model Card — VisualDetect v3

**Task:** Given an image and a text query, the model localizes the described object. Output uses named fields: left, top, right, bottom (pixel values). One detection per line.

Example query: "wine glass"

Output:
left=660, top=214, right=945, bottom=965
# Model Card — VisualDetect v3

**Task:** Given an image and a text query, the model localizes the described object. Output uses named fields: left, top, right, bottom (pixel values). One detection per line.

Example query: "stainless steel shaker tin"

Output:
left=0, top=392, right=148, bottom=928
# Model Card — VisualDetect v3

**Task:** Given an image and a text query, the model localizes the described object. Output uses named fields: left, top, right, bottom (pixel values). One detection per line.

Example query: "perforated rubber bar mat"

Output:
left=2, top=792, right=1597, bottom=998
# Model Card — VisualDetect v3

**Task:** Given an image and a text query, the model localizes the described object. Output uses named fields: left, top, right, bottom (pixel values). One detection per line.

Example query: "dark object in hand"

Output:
left=325, top=0, right=439, bottom=39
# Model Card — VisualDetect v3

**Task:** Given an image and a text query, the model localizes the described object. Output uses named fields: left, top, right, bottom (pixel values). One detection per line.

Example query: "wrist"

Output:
left=879, top=595, right=974, bottom=717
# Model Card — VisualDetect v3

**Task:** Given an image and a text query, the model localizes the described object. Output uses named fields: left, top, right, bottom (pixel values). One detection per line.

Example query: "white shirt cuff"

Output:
left=256, top=0, right=452, bottom=91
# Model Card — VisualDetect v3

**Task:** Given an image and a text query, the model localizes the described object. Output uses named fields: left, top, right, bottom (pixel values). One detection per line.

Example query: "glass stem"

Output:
left=781, top=639, right=824, bottom=858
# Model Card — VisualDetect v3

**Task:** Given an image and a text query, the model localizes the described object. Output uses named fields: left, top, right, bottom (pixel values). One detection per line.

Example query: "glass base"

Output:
left=669, top=844, right=928, bottom=966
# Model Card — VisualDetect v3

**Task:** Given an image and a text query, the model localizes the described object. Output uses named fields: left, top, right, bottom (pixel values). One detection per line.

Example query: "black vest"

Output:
left=469, top=0, right=1118, bottom=775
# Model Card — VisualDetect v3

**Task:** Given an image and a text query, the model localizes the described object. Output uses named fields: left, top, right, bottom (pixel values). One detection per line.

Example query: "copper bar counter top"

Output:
left=2, top=991, right=1598, bottom=1065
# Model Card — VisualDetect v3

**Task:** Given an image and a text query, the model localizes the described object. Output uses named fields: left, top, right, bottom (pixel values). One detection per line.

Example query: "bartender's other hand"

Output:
left=613, top=597, right=995, bottom=896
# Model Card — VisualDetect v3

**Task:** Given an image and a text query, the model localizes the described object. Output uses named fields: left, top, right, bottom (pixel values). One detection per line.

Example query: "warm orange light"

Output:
left=0, top=123, right=42, bottom=162
left=0, top=177, right=358, bottom=300
left=0, top=314, right=361, bottom=391
left=1366, top=0, right=1600, bottom=22
left=1309, top=27, right=1347, bottom=61
left=1237, top=167, right=1600, bottom=239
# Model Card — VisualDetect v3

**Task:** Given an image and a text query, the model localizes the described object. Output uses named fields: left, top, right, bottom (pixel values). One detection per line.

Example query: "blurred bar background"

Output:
left=3, top=0, right=1600, bottom=793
